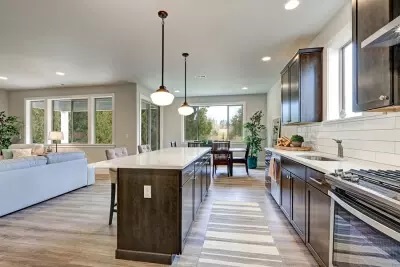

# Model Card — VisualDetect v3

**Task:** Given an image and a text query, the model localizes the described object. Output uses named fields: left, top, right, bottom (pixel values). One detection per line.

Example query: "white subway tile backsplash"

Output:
left=282, top=114, right=400, bottom=167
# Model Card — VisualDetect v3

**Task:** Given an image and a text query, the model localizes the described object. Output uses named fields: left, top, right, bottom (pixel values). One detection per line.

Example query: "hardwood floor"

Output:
left=0, top=167, right=318, bottom=266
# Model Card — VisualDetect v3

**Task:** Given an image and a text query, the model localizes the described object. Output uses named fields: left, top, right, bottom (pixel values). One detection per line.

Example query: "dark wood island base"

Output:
left=115, top=150, right=211, bottom=265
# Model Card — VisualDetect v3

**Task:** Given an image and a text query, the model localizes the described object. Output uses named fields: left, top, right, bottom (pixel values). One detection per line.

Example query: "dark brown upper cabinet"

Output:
left=281, top=48, right=323, bottom=125
left=353, top=0, right=400, bottom=112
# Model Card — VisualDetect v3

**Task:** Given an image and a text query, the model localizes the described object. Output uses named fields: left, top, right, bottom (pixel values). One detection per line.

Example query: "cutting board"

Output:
left=274, top=145, right=313, bottom=151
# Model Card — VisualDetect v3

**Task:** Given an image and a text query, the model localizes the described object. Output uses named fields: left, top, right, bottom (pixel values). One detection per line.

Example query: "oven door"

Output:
left=329, top=191, right=400, bottom=267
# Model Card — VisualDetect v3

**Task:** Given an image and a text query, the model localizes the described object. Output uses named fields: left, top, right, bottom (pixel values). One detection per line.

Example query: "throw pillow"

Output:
left=32, top=144, right=45, bottom=155
left=12, top=149, right=33, bottom=159
left=2, top=149, right=13, bottom=159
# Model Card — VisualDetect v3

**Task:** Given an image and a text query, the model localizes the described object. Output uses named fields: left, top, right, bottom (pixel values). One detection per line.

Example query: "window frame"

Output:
left=339, top=41, right=360, bottom=119
left=25, top=94, right=115, bottom=146
left=181, top=101, right=246, bottom=144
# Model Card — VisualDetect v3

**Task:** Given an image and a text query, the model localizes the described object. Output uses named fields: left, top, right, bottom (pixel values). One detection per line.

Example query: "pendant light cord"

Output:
left=184, top=56, right=187, bottom=103
left=161, top=18, right=165, bottom=87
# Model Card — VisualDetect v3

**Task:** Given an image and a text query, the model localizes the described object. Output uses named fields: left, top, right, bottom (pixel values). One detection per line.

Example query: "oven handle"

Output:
left=328, top=191, right=400, bottom=243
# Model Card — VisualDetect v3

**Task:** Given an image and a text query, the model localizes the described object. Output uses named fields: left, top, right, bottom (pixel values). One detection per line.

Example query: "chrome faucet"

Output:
left=333, top=139, right=343, bottom=158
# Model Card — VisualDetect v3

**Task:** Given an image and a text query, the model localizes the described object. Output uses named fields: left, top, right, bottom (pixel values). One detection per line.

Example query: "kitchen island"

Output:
left=92, top=147, right=211, bottom=265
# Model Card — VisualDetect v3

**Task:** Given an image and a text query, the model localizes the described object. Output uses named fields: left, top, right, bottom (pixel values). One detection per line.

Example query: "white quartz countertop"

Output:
left=266, top=147, right=400, bottom=174
left=91, top=147, right=211, bottom=170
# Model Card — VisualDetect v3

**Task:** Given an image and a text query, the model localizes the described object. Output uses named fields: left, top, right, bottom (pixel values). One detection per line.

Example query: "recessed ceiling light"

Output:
left=261, top=56, right=272, bottom=62
left=56, top=72, right=65, bottom=76
left=0, top=76, right=8, bottom=80
left=242, top=87, right=248, bottom=90
left=285, top=0, right=300, bottom=10
left=174, top=90, right=180, bottom=93
left=195, top=75, right=207, bottom=79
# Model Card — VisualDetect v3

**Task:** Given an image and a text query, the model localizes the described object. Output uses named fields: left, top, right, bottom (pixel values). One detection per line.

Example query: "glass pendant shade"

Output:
left=151, top=86, right=174, bottom=106
left=178, top=102, right=194, bottom=116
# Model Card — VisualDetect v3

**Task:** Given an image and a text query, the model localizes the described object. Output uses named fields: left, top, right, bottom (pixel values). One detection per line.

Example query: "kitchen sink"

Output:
left=298, top=155, right=340, bottom=161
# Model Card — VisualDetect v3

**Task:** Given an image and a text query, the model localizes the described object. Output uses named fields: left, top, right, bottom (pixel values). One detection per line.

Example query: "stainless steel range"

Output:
left=325, top=169, right=400, bottom=267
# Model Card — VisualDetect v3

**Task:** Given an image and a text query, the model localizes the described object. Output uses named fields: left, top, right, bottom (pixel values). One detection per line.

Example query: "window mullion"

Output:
left=88, top=97, right=94, bottom=145
left=227, top=106, right=230, bottom=141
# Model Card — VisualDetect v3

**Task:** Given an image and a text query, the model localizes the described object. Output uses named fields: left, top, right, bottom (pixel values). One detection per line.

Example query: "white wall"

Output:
left=163, top=94, right=268, bottom=164
left=0, top=90, right=8, bottom=114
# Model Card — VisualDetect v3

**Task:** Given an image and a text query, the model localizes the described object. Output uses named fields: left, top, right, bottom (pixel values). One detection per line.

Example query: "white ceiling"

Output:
left=0, top=0, right=346, bottom=96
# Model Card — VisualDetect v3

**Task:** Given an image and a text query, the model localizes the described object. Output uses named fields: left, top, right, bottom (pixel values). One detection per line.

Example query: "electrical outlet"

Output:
left=144, top=185, right=151, bottom=198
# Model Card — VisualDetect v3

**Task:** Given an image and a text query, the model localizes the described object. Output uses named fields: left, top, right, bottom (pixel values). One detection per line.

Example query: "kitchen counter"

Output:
left=265, top=147, right=400, bottom=174
left=91, top=147, right=211, bottom=170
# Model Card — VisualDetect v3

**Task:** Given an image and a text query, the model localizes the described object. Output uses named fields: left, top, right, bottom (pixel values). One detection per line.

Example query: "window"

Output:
left=95, top=98, right=113, bottom=144
left=141, top=99, right=160, bottom=150
left=328, top=42, right=360, bottom=120
left=52, top=99, right=88, bottom=144
left=184, top=104, right=244, bottom=142
left=26, top=95, right=113, bottom=145
left=30, top=100, right=45, bottom=144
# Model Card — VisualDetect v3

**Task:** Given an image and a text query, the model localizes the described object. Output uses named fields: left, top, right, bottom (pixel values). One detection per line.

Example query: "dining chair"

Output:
left=170, top=141, right=177, bottom=147
left=188, top=142, right=202, bottom=147
left=105, top=147, right=128, bottom=225
left=212, top=141, right=231, bottom=176
left=138, top=144, right=151, bottom=154
left=231, top=143, right=250, bottom=176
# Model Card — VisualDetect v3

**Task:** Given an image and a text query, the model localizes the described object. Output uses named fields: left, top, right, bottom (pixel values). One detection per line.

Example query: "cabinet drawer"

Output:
left=281, top=157, right=306, bottom=180
left=182, top=163, right=195, bottom=185
left=306, top=168, right=330, bottom=194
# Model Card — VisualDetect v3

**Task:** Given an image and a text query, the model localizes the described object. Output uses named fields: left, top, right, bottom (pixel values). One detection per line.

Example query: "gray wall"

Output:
left=163, top=94, right=268, bottom=164
left=0, top=90, right=8, bottom=114
left=7, top=83, right=137, bottom=163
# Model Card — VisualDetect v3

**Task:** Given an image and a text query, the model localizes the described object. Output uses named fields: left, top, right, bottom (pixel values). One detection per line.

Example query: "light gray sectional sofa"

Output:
left=0, top=152, right=89, bottom=217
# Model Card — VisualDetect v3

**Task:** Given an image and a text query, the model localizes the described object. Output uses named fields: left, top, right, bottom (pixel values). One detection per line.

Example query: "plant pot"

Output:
left=248, top=156, right=258, bottom=169
left=291, top=141, right=303, bottom=147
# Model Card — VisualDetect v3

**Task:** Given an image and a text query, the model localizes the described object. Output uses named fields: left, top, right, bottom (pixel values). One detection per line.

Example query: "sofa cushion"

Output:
left=46, top=152, right=86, bottom=164
left=12, top=149, right=33, bottom=159
left=2, top=149, right=13, bottom=159
left=0, top=156, right=47, bottom=172
left=9, top=144, right=45, bottom=155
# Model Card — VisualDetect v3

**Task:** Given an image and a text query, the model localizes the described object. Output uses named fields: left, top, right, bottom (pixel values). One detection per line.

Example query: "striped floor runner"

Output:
left=198, top=201, right=284, bottom=267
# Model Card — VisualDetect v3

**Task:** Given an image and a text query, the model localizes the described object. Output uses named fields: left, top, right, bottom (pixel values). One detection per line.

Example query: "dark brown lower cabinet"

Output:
left=306, top=183, right=331, bottom=267
left=292, top=174, right=306, bottom=242
left=281, top=168, right=292, bottom=220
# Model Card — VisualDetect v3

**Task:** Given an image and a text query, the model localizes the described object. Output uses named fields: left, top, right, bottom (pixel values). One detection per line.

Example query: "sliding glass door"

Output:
left=141, top=100, right=160, bottom=151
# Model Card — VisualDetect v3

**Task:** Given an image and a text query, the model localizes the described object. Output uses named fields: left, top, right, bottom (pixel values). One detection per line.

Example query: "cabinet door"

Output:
left=201, top=161, right=207, bottom=201
left=292, top=174, right=306, bottom=242
left=306, top=183, right=331, bottom=267
left=281, top=69, right=291, bottom=124
left=281, top=168, right=292, bottom=220
left=194, top=163, right=202, bottom=214
left=354, top=0, right=392, bottom=111
left=181, top=178, right=194, bottom=243
left=289, top=57, right=300, bottom=123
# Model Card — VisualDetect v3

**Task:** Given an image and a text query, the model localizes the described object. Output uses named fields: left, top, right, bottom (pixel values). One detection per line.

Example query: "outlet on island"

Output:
left=144, top=185, right=151, bottom=198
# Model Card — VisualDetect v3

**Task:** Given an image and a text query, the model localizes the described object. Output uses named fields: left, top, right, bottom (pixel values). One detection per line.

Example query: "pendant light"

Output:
left=178, top=53, right=194, bottom=116
left=150, top=11, right=175, bottom=106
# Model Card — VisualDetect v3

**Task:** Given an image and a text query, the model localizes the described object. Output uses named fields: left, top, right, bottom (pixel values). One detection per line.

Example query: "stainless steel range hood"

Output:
left=362, top=15, right=400, bottom=48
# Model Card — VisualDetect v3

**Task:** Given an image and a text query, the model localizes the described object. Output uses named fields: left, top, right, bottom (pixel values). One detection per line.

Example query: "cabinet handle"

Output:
left=287, top=175, right=291, bottom=180
left=309, top=177, right=323, bottom=185
left=379, top=95, right=389, bottom=101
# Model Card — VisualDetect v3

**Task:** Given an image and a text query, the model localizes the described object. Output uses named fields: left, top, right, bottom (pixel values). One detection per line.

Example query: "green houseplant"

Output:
left=244, top=111, right=266, bottom=169
left=290, top=135, right=304, bottom=147
left=0, top=111, right=22, bottom=152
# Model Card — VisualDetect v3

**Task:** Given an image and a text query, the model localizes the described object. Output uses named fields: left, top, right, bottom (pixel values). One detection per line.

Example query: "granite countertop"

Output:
left=266, top=147, right=400, bottom=174
left=91, top=147, right=211, bottom=170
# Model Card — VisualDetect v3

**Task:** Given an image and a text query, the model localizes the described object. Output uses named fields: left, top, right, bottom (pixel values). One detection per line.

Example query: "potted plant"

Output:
left=0, top=111, right=22, bottom=152
left=290, top=135, right=304, bottom=147
left=244, top=111, right=266, bottom=169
